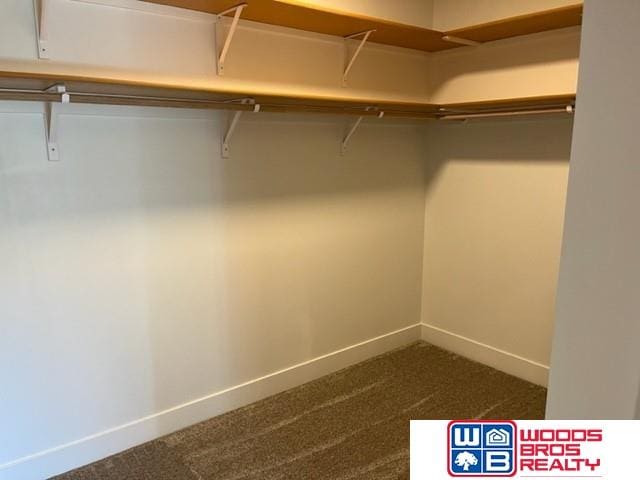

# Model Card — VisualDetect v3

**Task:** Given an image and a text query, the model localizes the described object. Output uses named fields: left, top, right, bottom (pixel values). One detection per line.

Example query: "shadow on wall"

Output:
left=0, top=110, right=429, bottom=215
left=213, top=114, right=428, bottom=204
left=421, top=116, right=574, bottom=371
left=429, top=27, right=581, bottom=101
left=423, top=115, right=575, bottom=193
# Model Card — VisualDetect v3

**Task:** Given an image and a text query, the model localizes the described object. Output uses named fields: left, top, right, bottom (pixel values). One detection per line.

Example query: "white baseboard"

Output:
left=0, top=324, right=421, bottom=480
left=420, top=323, right=549, bottom=387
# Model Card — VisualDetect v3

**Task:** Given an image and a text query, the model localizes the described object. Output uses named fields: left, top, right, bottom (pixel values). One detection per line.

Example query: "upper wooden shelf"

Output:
left=143, top=0, right=583, bottom=52
left=0, top=70, right=575, bottom=119
left=446, top=4, right=583, bottom=44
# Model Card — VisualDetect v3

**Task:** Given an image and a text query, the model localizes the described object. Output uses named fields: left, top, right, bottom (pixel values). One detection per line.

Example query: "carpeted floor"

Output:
left=53, top=341, right=546, bottom=480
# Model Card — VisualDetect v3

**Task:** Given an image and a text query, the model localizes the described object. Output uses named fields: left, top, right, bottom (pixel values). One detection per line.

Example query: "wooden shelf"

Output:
left=446, top=5, right=583, bottom=44
left=144, top=0, right=454, bottom=52
left=0, top=70, right=575, bottom=119
left=143, top=0, right=582, bottom=52
left=0, top=70, right=440, bottom=118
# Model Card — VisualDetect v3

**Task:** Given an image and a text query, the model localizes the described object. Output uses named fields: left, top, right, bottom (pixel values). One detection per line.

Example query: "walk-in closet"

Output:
left=2, top=1, right=639, bottom=479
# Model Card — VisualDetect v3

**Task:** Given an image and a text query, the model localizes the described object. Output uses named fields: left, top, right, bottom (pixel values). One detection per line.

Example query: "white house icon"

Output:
left=485, top=428, right=510, bottom=446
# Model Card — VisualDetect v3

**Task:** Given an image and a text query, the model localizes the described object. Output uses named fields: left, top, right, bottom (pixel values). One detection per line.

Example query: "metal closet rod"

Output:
left=440, top=105, right=574, bottom=120
left=0, top=86, right=397, bottom=117
left=0, top=86, right=573, bottom=120
left=0, top=87, right=253, bottom=107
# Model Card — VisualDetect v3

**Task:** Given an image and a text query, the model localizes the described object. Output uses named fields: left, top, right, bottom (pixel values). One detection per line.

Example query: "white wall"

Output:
left=421, top=117, right=573, bottom=386
left=0, top=106, right=426, bottom=478
left=420, top=1, right=581, bottom=383
left=546, top=0, right=640, bottom=419
left=0, top=1, right=429, bottom=478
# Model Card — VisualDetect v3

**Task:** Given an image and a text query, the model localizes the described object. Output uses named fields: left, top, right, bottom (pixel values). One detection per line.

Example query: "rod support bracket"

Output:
left=341, top=107, right=385, bottom=154
left=215, top=3, right=248, bottom=76
left=341, top=116, right=363, bottom=155
left=222, top=98, right=258, bottom=158
left=343, top=29, right=375, bottom=87
left=43, top=84, right=69, bottom=162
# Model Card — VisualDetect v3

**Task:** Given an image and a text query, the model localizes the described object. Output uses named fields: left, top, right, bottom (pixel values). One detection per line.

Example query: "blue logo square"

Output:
left=483, top=450, right=513, bottom=474
left=451, top=424, right=482, bottom=449
left=451, top=449, right=482, bottom=474
left=448, top=421, right=516, bottom=477
left=483, top=424, right=514, bottom=449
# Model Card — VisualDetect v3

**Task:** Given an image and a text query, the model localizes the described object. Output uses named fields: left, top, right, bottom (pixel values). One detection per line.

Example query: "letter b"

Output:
left=485, top=451, right=511, bottom=472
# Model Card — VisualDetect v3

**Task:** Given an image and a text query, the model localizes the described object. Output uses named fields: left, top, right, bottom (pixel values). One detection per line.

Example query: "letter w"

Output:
left=454, top=427, right=480, bottom=447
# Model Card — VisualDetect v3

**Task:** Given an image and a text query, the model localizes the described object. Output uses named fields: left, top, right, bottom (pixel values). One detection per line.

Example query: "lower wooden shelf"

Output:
left=0, top=70, right=575, bottom=119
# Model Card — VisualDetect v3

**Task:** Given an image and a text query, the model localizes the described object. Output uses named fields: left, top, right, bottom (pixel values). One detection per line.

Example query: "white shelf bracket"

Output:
left=341, top=116, right=362, bottom=155
left=341, top=109, right=383, bottom=155
left=343, top=29, right=375, bottom=87
left=441, top=35, right=482, bottom=47
left=33, top=0, right=51, bottom=59
left=43, top=84, right=70, bottom=162
left=214, top=3, right=248, bottom=76
left=222, top=98, right=259, bottom=158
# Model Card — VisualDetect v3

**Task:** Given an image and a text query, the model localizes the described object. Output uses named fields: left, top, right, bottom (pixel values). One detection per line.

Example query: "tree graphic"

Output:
left=455, top=451, right=479, bottom=471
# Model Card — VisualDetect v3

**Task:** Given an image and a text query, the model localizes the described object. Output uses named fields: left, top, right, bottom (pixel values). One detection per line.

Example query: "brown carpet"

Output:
left=52, top=341, right=546, bottom=480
